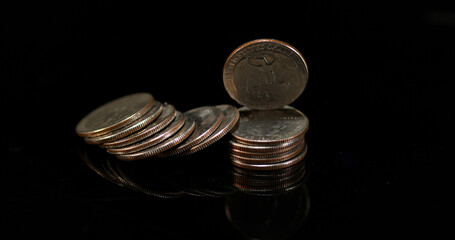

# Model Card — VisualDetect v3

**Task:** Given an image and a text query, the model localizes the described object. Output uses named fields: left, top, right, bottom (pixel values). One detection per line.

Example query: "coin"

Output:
left=228, top=134, right=305, bottom=153
left=177, top=104, right=240, bottom=156
left=101, top=103, right=177, bottom=149
left=160, top=106, right=223, bottom=156
left=116, top=115, right=196, bottom=161
left=231, top=106, right=309, bottom=145
left=76, top=93, right=155, bottom=137
left=230, top=143, right=307, bottom=171
left=230, top=142, right=305, bottom=164
left=229, top=138, right=305, bottom=159
left=106, top=111, right=185, bottom=155
left=84, top=101, right=163, bottom=145
left=223, top=39, right=308, bottom=110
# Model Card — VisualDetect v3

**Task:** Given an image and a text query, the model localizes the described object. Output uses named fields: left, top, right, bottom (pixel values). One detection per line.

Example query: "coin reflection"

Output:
left=80, top=145, right=185, bottom=198
left=225, top=182, right=309, bottom=240
left=230, top=160, right=307, bottom=196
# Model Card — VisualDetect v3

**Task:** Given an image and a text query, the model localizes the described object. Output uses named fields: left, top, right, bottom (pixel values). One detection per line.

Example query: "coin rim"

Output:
left=116, top=115, right=196, bottom=161
left=101, top=104, right=177, bottom=149
left=230, top=143, right=307, bottom=171
left=229, top=138, right=305, bottom=158
left=229, top=142, right=305, bottom=163
left=228, top=134, right=305, bottom=153
left=106, top=111, right=185, bottom=155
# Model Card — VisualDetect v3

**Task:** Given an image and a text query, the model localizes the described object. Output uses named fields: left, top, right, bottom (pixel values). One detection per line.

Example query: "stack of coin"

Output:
left=76, top=92, right=239, bottom=160
left=228, top=106, right=309, bottom=170
left=223, top=39, right=309, bottom=170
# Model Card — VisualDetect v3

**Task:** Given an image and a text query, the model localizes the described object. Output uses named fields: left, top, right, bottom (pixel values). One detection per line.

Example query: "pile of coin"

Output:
left=223, top=39, right=309, bottom=170
left=76, top=92, right=239, bottom=160
left=228, top=106, right=309, bottom=170
left=76, top=38, right=309, bottom=167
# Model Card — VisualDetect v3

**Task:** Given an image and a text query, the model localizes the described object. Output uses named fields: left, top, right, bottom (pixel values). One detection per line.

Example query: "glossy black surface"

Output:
left=2, top=2, right=451, bottom=238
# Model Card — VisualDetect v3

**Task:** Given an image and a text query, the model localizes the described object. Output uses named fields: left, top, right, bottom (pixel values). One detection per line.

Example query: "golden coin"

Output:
left=76, top=93, right=154, bottom=137
left=84, top=101, right=163, bottom=145
left=223, top=39, right=308, bottom=110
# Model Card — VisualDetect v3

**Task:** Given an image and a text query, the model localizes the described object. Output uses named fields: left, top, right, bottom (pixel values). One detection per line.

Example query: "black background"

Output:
left=1, top=1, right=453, bottom=239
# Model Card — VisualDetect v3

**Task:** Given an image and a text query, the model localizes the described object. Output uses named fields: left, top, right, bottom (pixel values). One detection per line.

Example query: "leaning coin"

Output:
left=171, top=104, right=240, bottom=156
left=76, top=93, right=155, bottom=137
left=230, top=144, right=307, bottom=171
left=223, top=39, right=308, bottom=110
left=101, top=103, right=177, bottom=149
left=231, top=106, right=309, bottom=145
left=116, top=115, right=196, bottom=161
left=159, top=106, right=223, bottom=156
left=106, top=112, right=185, bottom=155
left=84, top=101, right=163, bottom=145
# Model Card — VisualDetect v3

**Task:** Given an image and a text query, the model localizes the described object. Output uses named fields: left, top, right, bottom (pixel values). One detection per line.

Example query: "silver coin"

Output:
left=84, top=101, right=163, bottom=145
left=223, top=39, right=308, bottom=110
left=228, top=133, right=305, bottom=153
left=101, top=103, right=177, bottom=149
left=230, top=143, right=307, bottom=171
left=231, top=106, right=309, bottom=145
left=160, top=106, right=223, bottom=156
left=116, top=115, right=196, bottom=161
left=176, top=104, right=240, bottom=156
left=76, top=93, right=154, bottom=137
left=106, top=112, right=185, bottom=155
left=230, top=142, right=305, bottom=164
left=229, top=138, right=305, bottom=158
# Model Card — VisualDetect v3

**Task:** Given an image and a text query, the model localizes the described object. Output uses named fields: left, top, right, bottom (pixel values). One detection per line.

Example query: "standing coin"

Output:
left=231, top=106, right=309, bottom=145
left=76, top=93, right=155, bottom=137
left=223, top=39, right=308, bottom=110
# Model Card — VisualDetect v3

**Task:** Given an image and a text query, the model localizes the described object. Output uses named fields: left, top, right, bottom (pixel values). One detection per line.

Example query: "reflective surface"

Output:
left=2, top=2, right=450, bottom=238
